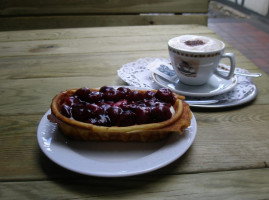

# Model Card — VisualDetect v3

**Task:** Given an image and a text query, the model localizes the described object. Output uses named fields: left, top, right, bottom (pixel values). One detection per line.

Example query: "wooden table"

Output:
left=1, top=25, right=269, bottom=199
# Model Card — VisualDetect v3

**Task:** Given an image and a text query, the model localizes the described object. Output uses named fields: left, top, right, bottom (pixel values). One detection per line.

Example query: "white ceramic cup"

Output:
left=168, top=35, right=235, bottom=85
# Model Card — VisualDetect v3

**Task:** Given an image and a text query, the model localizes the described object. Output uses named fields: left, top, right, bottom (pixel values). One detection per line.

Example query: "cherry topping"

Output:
left=116, top=110, right=136, bottom=127
left=114, top=99, right=127, bottom=107
left=135, top=107, right=151, bottom=124
left=85, top=104, right=103, bottom=117
left=128, top=90, right=144, bottom=101
left=95, top=115, right=111, bottom=126
left=63, top=96, right=80, bottom=106
left=99, top=86, right=114, bottom=93
left=144, top=91, right=155, bottom=99
left=104, top=89, right=122, bottom=101
left=71, top=104, right=87, bottom=121
left=151, top=105, right=172, bottom=122
left=144, top=98, right=158, bottom=107
left=75, top=87, right=91, bottom=101
left=120, top=101, right=137, bottom=111
left=97, top=101, right=112, bottom=112
left=86, top=118, right=98, bottom=125
left=61, top=104, right=71, bottom=118
left=155, top=88, right=176, bottom=104
left=117, top=87, right=131, bottom=97
left=88, top=91, right=103, bottom=103
left=59, top=86, right=176, bottom=127
left=107, top=106, right=123, bottom=124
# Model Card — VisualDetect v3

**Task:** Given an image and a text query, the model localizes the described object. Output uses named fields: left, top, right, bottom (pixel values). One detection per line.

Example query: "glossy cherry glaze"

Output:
left=60, top=86, right=176, bottom=127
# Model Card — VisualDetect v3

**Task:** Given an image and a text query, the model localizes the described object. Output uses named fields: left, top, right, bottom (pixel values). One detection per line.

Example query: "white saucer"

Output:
left=152, top=73, right=237, bottom=97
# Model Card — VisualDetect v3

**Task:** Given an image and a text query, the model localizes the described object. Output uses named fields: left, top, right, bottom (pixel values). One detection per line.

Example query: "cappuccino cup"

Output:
left=168, top=35, right=235, bottom=85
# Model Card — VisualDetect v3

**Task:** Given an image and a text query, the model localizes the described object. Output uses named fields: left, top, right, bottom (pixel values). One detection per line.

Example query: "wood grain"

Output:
left=1, top=169, right=269, bottom=199
left=1, top=0, right=208, bottom=15
left=1, top=32, right=220, bottom=57
left=0, top=50, right=261, bottom=80
left=0, top=15, right=208, bottom=31
left=0, top=24, right=269, bottom=199
left=0, top=105, right=269, bottom=180
left=0, top=73, right=268, bottom=116
left=0, top=32, right=255, bottom=60
left=0, top=0, right=208, bottom=30
left=0, top=25, right=211, bottom=42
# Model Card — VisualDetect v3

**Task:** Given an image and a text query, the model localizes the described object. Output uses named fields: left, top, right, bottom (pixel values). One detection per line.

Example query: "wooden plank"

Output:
left=0, top=65, right=268, bottom=115
left=0, top=51, right=260, bottom=80
left=0, top=15, right=208, bottom=31
left=1, top=169, right=269, bottom=199
left=0, top=25, right=212, bottom=42
left=0, top=0, right=208, bottom=30
left=0, top=33, right=247, bottom=58
left=0, top=52, right=150, bottom=79
left=0, top=0, right=208, bottom=16
left=0, top=34, right=178, bottom=57
left=0, top=24, right=260, bottom=71
left=1, top=23, right=269, bottom=200
left=0, top=76, right=125, bottom=116
left=1, top=105, right=269, bottom=180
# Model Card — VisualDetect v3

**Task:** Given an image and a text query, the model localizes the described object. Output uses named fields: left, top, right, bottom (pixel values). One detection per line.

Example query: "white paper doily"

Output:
left=118, top=57, right=258, bottom=108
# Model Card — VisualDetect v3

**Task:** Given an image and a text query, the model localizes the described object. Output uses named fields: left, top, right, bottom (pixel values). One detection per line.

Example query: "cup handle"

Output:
left=214, top=53, right=236, bottom=80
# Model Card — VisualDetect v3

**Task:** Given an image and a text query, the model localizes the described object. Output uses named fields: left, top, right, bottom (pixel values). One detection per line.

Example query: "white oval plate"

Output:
left=152, top=73, right=237, bottom=97
left=37, top=110, right=197, bottom=177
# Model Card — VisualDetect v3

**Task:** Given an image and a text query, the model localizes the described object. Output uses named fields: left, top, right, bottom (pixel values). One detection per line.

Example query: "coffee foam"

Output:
left=168, top=35, right=224, bottom=53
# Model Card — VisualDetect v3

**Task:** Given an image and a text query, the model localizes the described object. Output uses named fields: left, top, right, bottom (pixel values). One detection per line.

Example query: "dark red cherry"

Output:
left=75, top=87, right=91, bottom=101
left=128, top=101, right=137, bottom=110
left=116, top=110, right=136, bottom=126
left=107, top=106, right=123, bottom=124
left=151, top=105, right=172, bottom=122
left=117, top=86, right=131, bottom=92
left=138, top=102, right=147, bottom=107
left=113, top=99, right=127, bottom=107
left=117, top=87, right=131, bottom=99
left=99, top=86, right=114, bottom=93
left=144, top=91, right=156, bottom=99
left=155, top=88, right=176, bottom=104
left=127, top=90, right=145, bottom=101
left=63, top=96, right=80, bottom=106
left=71, top=104, right=87, bottom=121
left=144, top=98, right=158, bottom=107
left=104, top=88, right=122, bottom=101
left=119, top=102, right=128, bottom=110
left=86, top=118, right=97, bottom=125
left=61, top=104, right=71, bottom=118
left=88, top=91, right=103, bottom=103
left=95, top=114, right=111, bottom=126
left=81, top=108, right=92, bottom=120
left=135, top=107, right=151, bottom=124
left=85, top=104, right=103, bottom=117
left=120, top=101, right=137, bottom=111
left=97, top=101, right=111, bottom=111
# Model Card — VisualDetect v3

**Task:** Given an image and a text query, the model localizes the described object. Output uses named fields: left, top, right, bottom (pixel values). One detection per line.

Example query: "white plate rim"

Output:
left=37, top=110, right=197, bottom=178
left=189, top=85, right=258, bottom=108
left=152, top=73, right=238, bottom=97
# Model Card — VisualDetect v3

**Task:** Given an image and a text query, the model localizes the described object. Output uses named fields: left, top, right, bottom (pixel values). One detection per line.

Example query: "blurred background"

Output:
left=1, top=0, right=268, bottom=74
left=209, top=0, right=269, bottom=75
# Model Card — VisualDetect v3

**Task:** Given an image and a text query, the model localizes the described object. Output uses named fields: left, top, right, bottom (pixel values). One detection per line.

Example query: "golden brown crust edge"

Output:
left=48, top=88, right=192, bottom=142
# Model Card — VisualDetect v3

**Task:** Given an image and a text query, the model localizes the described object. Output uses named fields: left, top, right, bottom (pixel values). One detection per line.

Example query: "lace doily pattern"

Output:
left=117, top=57, right=257, bottom=104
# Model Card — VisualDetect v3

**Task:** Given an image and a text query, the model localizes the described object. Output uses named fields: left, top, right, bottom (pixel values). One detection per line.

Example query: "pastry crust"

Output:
left=48, top=88, right=192, bottom=142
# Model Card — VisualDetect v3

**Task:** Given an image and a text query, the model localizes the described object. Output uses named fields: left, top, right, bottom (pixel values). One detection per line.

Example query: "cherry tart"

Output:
left=48, top=86, right=192, bottom=142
